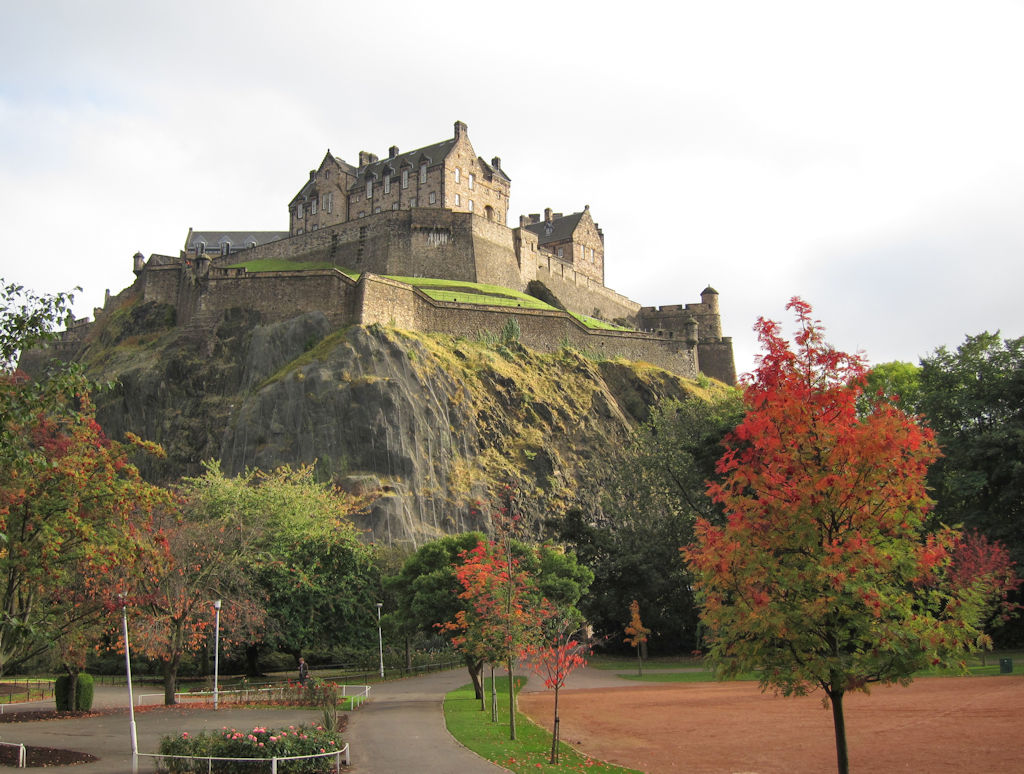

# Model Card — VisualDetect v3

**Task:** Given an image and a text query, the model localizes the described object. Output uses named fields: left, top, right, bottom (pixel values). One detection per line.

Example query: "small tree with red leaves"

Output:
left=623, top=599, right=650, bottom=676
left=521, top=615, right=590, bottom=764
left=684, top=298, right=997, bottom=774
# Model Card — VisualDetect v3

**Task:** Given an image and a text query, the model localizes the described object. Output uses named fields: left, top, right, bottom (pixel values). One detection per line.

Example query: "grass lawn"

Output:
left=444, top=677, right=640, bottom=773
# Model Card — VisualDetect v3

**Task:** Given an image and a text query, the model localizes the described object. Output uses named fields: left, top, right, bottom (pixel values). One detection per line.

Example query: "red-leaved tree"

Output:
left=521, top=615, right=590, bottom=764
left=684, top=298, right=1000, bottom=774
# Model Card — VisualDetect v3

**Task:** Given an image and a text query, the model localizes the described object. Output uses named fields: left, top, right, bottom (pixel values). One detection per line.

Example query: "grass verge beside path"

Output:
left=444, top=677, right=640, bottom=774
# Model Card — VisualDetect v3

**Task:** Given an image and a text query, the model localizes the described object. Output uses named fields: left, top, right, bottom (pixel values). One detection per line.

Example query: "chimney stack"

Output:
left=454, top=120, right=468, bottom=140
left=544, top=208, right=553, bottom=222
left=389, top=146, right=399, bottom=158
left=491, top=156, right=501, bottom=169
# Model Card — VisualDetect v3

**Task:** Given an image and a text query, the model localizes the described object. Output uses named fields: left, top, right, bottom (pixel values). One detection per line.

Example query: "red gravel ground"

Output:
left=518, top=676, right=1024, bottom=773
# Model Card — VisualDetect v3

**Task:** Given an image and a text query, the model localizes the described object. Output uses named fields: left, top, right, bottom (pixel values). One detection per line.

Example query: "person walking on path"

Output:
left=298, top=657, right=309, bottom=686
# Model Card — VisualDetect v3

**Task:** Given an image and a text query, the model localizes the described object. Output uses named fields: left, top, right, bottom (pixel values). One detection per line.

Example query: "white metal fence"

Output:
left=138, top=743, right=349, bottom=773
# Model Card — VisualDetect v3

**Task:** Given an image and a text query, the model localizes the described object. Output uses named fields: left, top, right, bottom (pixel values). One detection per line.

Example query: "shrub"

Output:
left=158, top=723, right=344, bottom=773
left=54, top=674, right=94, bottom=712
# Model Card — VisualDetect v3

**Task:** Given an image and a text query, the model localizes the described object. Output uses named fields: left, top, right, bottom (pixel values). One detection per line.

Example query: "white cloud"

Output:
left=2, top=0, right=1023, bottom=378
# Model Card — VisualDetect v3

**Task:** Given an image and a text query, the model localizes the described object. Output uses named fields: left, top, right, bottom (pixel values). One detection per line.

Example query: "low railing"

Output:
left=135, top=684, right=371, bottom=709
left=0, top=741, right=27, bottom=768
left=139, top=743, right=349, bottom=773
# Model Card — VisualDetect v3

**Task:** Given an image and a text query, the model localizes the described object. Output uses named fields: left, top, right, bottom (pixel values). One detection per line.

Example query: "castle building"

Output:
left=287, top=121, right=511, bottom=236
left=92, top=121, right=735, bottom=383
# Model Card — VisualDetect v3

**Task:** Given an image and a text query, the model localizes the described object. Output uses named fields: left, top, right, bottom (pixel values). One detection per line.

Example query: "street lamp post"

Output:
left=213, top=600, right=222, bottom=710
left=120, top=597, right=138, bottom=774
left=376, top=603, right=384, bottom=679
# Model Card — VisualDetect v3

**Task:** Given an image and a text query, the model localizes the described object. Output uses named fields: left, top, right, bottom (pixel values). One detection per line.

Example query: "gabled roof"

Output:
left=185, top=231, right=288, bottom=251
left=479, top=156, right=510, bottom=183
left=523, top=211, right=585, bottom=246
left=357, top=138, right=457, bottom=182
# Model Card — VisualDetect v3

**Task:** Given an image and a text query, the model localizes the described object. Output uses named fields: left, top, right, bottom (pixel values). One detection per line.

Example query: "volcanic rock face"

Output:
left=76, top=300, right=704, bottom=548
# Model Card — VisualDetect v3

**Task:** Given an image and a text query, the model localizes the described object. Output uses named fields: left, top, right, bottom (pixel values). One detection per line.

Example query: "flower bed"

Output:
left=157, top=723, right=344, bottom=773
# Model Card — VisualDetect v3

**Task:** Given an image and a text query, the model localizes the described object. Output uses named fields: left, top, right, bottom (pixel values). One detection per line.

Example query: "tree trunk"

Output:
left=507, top=660, right=516, bottom=740
left=550, top=683, right=561, bottom=764
left=163, top=656, right=181, bottom=706
left=828, top=688, right=849, bottom=774
left=490, top=664, right=497, bottom=721
left=65, top=667, right=78, bottom=712
left=245, top=644, right=261, bottom=677
left=465, top=655, right=484, bottom=700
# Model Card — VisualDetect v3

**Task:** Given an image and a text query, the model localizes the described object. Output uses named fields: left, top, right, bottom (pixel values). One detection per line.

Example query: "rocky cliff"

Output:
left=62, top=294, right=723, bottom=548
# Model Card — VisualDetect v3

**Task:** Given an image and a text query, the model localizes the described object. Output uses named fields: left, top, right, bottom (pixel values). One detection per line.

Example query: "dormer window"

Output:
left=420, top=163, right=427, bottom=183
left=384, top=176, right=391, bottom=194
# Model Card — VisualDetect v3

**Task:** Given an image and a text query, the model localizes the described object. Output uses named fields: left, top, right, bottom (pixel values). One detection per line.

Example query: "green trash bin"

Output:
left=999, top=658, right=1013, bottom=674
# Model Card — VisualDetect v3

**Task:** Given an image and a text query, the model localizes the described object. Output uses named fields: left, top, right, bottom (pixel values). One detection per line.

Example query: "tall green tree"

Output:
left=555, top=390, right=743, bottom=653
left=686, top=299, right=999, bottom=774
left=918, top=333, right=1024, bottom=557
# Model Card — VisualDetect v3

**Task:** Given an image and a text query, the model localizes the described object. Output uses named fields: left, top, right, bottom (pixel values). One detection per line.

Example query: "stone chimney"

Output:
left=454, top=120, right=468, bottom=140
left=358, top=151, right=379, bottom=168
left=553, top=212, right=563, bottom=220
left=309, top=170, right=316, bottom=181
left=529, top=213, right=541, bottom=224
left=544, top=208, right=553, bottom=222
left=491, top=156, right=501, bottom=169
left=389, top=146, right=399, bottom=158
left=519, top=215, right=529, bottom=228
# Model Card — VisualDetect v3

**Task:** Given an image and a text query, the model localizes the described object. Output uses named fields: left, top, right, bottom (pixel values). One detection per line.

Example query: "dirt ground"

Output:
left=518, top=675, right=1024, bottom=774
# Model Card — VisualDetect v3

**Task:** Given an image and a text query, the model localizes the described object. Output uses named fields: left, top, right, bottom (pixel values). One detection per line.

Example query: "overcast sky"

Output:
left=2, top=0, right=1023, bottom=377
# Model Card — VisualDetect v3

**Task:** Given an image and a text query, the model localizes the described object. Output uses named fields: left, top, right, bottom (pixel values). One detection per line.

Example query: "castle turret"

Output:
left=700, top=286, right=719, bottom=313
left=133, top=251, right=145, bottom=274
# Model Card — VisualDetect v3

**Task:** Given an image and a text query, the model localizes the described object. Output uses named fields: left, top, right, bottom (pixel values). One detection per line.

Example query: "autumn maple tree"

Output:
left=521, top=615, right=590, bottom=764
left=684, top=298, right=1002, bottom=774
left=623, top=599, right=650, bottom=676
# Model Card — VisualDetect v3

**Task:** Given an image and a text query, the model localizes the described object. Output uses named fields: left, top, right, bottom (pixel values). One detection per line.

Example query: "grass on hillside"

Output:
left=226, top=258, right=353, bottom=275
left=222, top=263, right=633, bottom=331
left=444, top=677, right=640, bottom=774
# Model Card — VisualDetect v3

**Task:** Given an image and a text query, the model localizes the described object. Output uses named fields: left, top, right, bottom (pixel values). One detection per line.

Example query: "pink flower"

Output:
left=269, top=736, right=278, bottom=742
left=181, top=732, right=189, bottom=738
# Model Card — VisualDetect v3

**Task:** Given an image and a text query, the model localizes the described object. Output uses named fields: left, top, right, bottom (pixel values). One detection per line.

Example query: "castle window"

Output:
left=468, top=199, right=474, bottom=212
left=384, top=176, right=391, bottom=194
left=311, top=198, right=317, bottom=215
left=358, top=211, right=365, bottom=218
left=221, top=243, right=230, bottom=256
left=327, top=193, right=333, bottom=213
left=454, top=167, right=460, bottom=183
left=392, top=203, right=399, bottom=210
left=420, top=163, right=427, bottom=183
left=297, top=204, right=304, bottom=219
left=296, top=228, right=303, bottom=235
left=198, top=241, right=206, bottom=254
left=248, top=241, right=257, bottom=248
left=325, top=170, right=329, bottom=180
left=454, top=193, right=461, bottom=206
left=366, top=181, right=373, bottom=199
left=402, top=169, right=409, bottom=188
left=374, top=206, right=381, bottom=214
left=558, top=247, right=564, bottom=258
left=468, top=173, right=474, bottom=190
left=409, top=197, right=417, bottom=207
left=312, top=224, right=318, bottom=231
left=429, top=191, right=436, bottom=205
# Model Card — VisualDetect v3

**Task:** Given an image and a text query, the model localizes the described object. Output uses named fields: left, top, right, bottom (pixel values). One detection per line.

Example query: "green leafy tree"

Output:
left=555, top=391, right=743, bottom=653
left=685, top=298, right=997, bottom=774
left=918, top=334, right=1024, bottom=562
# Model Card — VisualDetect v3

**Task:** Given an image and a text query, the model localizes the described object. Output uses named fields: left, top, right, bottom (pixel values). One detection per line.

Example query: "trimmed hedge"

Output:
left=54, top=673, right=94, bottom=712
